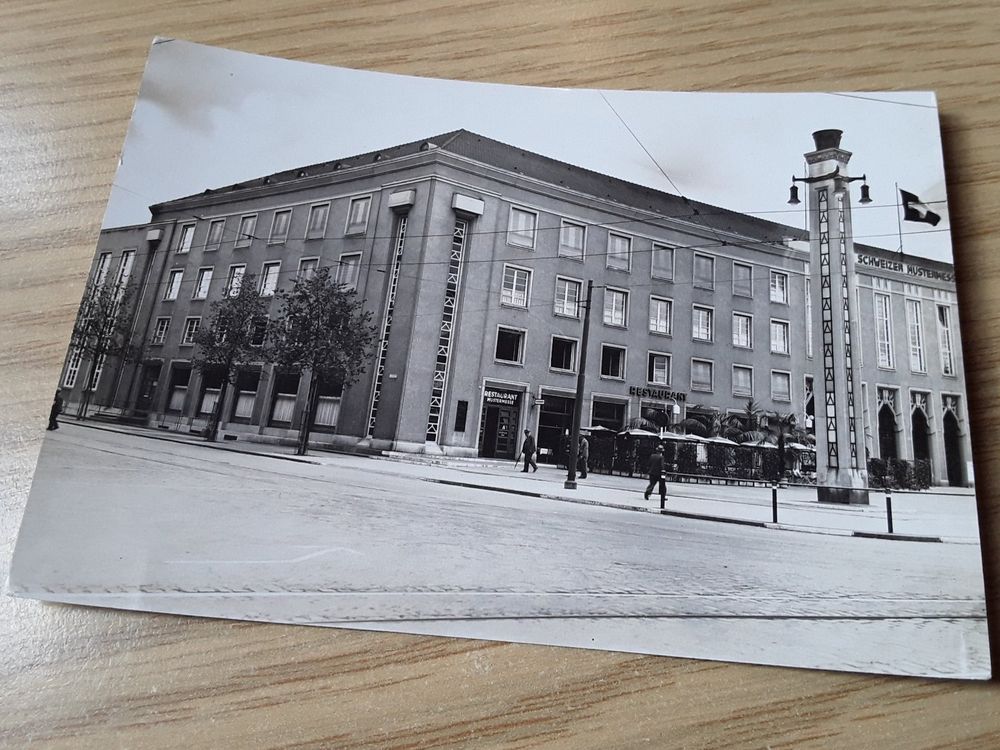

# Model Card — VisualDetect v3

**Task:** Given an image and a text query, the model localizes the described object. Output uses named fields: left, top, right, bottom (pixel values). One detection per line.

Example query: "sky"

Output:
left=105, top=39, right=953, bottom=263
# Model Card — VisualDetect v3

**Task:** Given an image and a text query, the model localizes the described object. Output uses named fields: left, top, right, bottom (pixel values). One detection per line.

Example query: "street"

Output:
left=10, top=424, right=990, bottom=678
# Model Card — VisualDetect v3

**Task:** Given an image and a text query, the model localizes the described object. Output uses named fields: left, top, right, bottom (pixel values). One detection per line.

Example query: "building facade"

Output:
left=59, top=130, right=972, bottom=486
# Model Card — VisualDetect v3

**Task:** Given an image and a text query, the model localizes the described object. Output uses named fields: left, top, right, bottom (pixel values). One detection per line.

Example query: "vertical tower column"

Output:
left=806, top=129, right=869, bottom=504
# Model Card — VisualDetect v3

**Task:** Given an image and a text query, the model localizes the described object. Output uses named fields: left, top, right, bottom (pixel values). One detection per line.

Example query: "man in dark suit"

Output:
left=518, top=429, right=538, bottom=473
left=47, top=390, right=63, bottom=431
left=644, top=443, right=668, bottom=507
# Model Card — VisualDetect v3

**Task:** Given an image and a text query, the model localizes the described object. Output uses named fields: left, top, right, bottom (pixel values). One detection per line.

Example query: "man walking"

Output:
left=517, top=429, right=538, bottom=473
left=47, top=390, right=63, bottom=431
left=577, top=434, right=589, bottom=479
left=644, top=443, right=668, bottom=508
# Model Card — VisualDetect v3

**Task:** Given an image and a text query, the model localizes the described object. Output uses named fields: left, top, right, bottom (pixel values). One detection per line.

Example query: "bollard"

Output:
left=885, top=489, right=894, bottom=534
left=771, top=482, right=778, bottom=524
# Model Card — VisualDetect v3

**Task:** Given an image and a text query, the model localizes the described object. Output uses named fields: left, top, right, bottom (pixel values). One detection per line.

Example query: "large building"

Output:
left=60, top=130, right=972, bottom=486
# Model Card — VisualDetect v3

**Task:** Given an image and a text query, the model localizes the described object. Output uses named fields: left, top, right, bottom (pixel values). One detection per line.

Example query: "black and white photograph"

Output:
left=9, top=38, right=989, bottom=679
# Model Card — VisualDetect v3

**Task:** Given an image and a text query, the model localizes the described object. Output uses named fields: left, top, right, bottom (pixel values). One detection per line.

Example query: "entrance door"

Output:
left=878, top=405, right=898, bottom=459
left=479, top=404, right=520, bottom=458
left=135, top=364, right=160, bottom=413
left=911, top=409, right=931, bottom=463
left=538, top=395, right=574, bottom=464
left=944, top=410, right=963, bottom=486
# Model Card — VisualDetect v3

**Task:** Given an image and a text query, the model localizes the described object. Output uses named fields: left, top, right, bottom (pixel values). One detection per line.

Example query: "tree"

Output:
left=764, top=411, right=810, bottom=478
left=191, top=274, right=269, bottom=443
left=269, top=266, right=376, bottom=455
left=68, top=279, right=137, bottom=420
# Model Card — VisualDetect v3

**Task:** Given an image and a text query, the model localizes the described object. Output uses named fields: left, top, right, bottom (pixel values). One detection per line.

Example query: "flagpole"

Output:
left=895, top=181, right=904, bottom=255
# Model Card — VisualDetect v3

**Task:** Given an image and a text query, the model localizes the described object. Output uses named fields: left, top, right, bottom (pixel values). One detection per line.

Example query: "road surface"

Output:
left=9, top=425, right=990, bottom=678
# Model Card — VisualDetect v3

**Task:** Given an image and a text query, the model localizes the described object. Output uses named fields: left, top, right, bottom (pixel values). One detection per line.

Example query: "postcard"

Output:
left=8, top=39, right=989, bottom=678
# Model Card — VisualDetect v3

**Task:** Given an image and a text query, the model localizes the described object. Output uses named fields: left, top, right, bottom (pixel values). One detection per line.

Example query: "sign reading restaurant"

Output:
left=483, top=388, right=520, bottom=406
left=629, top=386, right=687, bottom=402
left=855, top=252, right=955, bottom=282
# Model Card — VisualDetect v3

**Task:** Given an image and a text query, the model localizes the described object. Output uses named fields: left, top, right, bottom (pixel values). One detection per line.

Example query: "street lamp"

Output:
left=788, top=167, right=873, bottom=205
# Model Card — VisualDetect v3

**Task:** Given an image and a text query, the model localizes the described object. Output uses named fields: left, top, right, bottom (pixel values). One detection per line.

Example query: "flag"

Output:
left=899, top=189, right=941, bottom=226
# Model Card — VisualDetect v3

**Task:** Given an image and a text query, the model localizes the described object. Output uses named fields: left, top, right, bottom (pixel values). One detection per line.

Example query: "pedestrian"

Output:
left=47, top=390, right=63, bottom=431
left=643, top=443, right=668, bottom=505
left=516, top=429, right=538, bottom=473
left=577, top=434, right=589, bottom=479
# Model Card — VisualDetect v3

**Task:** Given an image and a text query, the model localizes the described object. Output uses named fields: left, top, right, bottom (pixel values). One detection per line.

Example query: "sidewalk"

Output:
left=58, top=419, right=983, bottom=544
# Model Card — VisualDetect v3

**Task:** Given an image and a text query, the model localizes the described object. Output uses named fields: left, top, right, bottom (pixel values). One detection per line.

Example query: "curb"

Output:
left=57, top=419, right=321, bottom=465
left=852, top=531, right=942, bottom=543
left=426, top=478, right=767, bottom=528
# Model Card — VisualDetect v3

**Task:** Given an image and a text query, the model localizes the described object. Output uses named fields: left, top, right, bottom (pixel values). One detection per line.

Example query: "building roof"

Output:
left=151, top=129, right=809, bottom=246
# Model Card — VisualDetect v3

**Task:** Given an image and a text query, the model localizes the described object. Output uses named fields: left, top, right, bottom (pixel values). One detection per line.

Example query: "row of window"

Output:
left=93, top=250, right=136, bottom=288
left=504, top=265, right=790, bottom=315
left=171, top=195, right=373, bottom=254
left=873, top=293, right=956, bottom=376
left=494, top=325, right=792, bottom=399
left=506, top=206, right=793, bottom=298
left=160, top=254, right=363, bottom=301
left=150, top=315, right=268, bottom=347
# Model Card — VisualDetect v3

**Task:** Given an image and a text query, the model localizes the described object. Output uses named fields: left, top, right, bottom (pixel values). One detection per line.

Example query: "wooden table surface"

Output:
left=3, top=1, right=999, bottom=747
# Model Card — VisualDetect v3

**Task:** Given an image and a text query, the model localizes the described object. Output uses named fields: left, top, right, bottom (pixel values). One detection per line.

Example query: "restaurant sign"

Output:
left=855, top=252, right=954, bottom=282
left=629, top=386, right=687, bottom=402
left=483, top=388, right=520, bottom=407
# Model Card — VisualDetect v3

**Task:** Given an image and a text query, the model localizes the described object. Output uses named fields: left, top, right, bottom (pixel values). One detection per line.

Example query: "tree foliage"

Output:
left=269, top=266, right=377, bottom=454
left=69, top=279, right=137, bottom=419
left=191, top=273, right=269, bottom=441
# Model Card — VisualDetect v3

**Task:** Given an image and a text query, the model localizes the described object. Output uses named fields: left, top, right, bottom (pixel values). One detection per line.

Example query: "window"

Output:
left=298, top=257, right=319, bottom=281
left=806, top=279, right=813, bottom=358
left=94, top=253, right=112, bottom=286
left=733, top=365, right=753, bottom=397
left=192, top=267, right=213, bottom=299
left=260, top=262, right=280, bottom=297
left=906, top=299, right=926, bottom=372
left=268, top=209, right=291, bottom=244
left=64, top=348, right=83, bottom=388
left=454, top=400, right=469, bottom=432
left=770, top=270, right=789, bottom=304
left=226, top=264, right=246, bottom=297
left=771, top=370, right=791, bottom=402
left=235, top=215, right=257, bottom=248
left=206, top=219, right=225, bottom=251
left=501, top=265, right=531, bottom=308
left=507, top=207, right=537, bottom=248
left=550, top=336, right=577, bottom=372
left=307, top=203, right=330, bottom=239
left=647, top=352, right=671, bottom=385
left=164, top=270, right=183, bottom=300
left=691, top=359, right=713, bottom=392
left=250, top=316, right=268, bottom=347
left=346, top=196, right=372, bottom=235
left=649, top=296, right=672, bottom=335
left=558, top=220, right=585, bottom=260
left=151, top=317, right=170, bottom=345
left=115, top=250, right=135, bottom=287
left=770, top=319, right=790, bottom=355
left=692, top=305, right=714, bottom=342
left=175, top=223, right=195, bottom=253
left=733, top=262, right=753, bottom=297
left=495, top=327, right=525, bottom=364
left=336, top=253, right=361, bottom=290
left=606, top=233, right=631, bottom=271
left=603, top=288, right=629, bottom=327
left=554, top=277, right=581, bottom=318
left=651, top=244, right=674, bottom=280
left=600, top=344, right=626, bottom=379
left=875, top=293, right=894, bottom=368
left=181, top=317, right=201, bottom=345
left=728, top=312, right=751, bottom=349
left=937, top=304, right=955, bottom=376
left=693, top=254, right=714, bottom=289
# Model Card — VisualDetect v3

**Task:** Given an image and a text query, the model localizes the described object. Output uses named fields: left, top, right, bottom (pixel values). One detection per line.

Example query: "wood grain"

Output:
left=2, top=1, right=999, bottom=747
